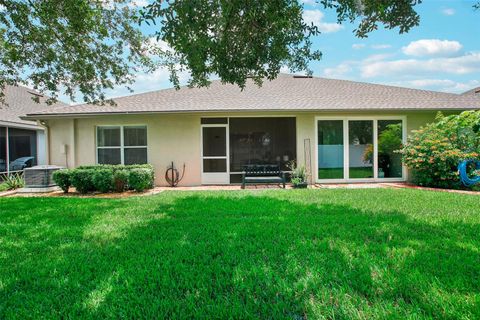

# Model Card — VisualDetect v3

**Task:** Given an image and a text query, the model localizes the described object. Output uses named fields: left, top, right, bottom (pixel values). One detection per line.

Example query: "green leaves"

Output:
left=0, top=0, right=431, bottom=103
left=143, top=0, right=322, bottom=89
left=400, top=111, right=480, bottom=189
left=0, top=0, right=150, bottom=104
left=320, top=0, right=422, bottom=38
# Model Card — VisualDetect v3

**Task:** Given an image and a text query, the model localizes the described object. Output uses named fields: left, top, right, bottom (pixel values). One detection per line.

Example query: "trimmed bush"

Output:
left=113, top=169, right=129, bottom=192
left=52, top=170, right=72, bottom=193
left=92, top=169, right=114, bottom=193
left=400, top=111, right=480, bottom=189
left=69, top=164, right=154, bottom=193
left=128, top=168, right=154, bottom=192
left=70, top=169, right=95, bottom=194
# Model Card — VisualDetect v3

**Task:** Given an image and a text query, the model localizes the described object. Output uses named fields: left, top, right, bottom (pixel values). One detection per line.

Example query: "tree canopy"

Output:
left=0, top=0, right=150, bottom=103
left=1, top=0, right=427, bottom=104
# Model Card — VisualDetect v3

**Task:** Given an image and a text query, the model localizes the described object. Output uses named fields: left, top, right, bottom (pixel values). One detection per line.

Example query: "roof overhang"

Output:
left=22, top=107, right=480, bottom=120
left=0, top=119, right=44, bottom=130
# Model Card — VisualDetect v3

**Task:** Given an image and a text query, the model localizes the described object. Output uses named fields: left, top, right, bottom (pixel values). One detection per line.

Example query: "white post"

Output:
left=5, top=126, right=9, bottom=175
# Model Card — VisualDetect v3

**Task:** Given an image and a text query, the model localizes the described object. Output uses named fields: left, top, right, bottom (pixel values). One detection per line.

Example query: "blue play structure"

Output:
left=458, top=160, right=480, bottom=187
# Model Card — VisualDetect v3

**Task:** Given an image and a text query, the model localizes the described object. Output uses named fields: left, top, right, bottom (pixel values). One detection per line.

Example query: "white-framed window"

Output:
left=315, top=116, right=406, bottom=183
left=96, top=125, right=148, bottom=165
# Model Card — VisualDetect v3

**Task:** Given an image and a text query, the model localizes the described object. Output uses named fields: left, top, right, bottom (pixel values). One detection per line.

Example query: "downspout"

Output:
left=38, top=120, right=50, bottom=165
left=5, top=127, right=9, bottom=174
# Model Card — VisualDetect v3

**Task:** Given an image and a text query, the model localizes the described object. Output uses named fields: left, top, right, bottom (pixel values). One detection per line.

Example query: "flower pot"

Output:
left=292, top=182, right=308, bottom=189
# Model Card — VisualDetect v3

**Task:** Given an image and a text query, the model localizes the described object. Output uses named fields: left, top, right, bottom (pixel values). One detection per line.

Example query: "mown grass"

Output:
left=0, top=189, right=479, bottom=319
left=318, top=167, right=374, bottom=179
left=0, top=183, right=8, bottom=192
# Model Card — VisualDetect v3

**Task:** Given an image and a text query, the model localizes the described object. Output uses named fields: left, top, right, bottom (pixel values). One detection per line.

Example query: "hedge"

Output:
left=55, top=164, right=154, bottom=194
left=52, top=170, right=72, bottom=193
left=92, top=169, right=114, bottom=193
left=71, top=169, right=95, bottom=194
left=129, top=168, right=154, bottom=192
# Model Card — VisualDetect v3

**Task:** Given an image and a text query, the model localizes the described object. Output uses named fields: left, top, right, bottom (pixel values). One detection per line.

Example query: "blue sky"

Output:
left=93, top=0, right=480, bottom=102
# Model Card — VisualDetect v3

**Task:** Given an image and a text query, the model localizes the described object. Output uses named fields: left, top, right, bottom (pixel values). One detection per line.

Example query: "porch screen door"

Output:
left=201, top=125, right=229, bottom=184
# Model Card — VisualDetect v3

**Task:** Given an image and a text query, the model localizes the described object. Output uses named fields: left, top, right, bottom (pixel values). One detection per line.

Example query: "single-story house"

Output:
left=23, top=74, right=480, bottom=186
left=1, top=85, right=66, bottom=174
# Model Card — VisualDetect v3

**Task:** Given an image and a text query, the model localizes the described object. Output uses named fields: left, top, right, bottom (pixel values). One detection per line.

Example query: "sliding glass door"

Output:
left=348, top=120, right=374, bottom=179
left=377, top=120, right=403, bottom=178
left=317, top=120, right=344, bottom=180
left=316, top=117, right=405, bottom=182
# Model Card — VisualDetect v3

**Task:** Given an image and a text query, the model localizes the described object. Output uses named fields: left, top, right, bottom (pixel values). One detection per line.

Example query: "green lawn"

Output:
left=1, top=189, right=479, bottom=319
left=319, top=167, right=374, bottom=179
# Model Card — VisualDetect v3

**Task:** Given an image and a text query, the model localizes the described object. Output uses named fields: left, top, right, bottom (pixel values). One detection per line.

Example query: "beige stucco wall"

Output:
left=44, top=110, right=448, bottom=186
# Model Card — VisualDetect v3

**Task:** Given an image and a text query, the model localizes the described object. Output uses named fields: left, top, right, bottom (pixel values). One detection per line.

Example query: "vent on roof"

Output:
left=293, top=75, right=313, bottom=78
left=28, top=90, right=43, bottom=97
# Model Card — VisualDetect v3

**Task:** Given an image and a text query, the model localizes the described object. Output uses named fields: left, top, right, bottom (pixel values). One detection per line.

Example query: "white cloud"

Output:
left=303, top=10, right=343, bottom=33
left=352, top=44, right=366, bottom=50
left=402, top=39, right=463, bottom=57
left=363, top=53, right=393, bottom=63
left=389, top=79, right=480, bottom=93
left=321, top=49, right=480, bottom=93
left=442, top=8, right=455, bottom=16
left=361, top=52, right=480, bottom=78
left=147, top=37, right=174, bottom=54
left=323, top=62, right=353, bottom=78
left=371, top=44, right=392, bottom=50
left=301, top=0, right=318, bottom=6
left=322, top=53, right=392, bottom=79
left=101, top=0, right=148, bottom=10
left=352, top=44, right=392, bottom=50
left=104, top=66, right=190, bottom=99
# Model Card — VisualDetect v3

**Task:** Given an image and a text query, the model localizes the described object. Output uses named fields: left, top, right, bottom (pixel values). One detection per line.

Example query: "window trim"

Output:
left=314, top=116, right=407, bottom=183
left=96, top=125, right=148, bottom=165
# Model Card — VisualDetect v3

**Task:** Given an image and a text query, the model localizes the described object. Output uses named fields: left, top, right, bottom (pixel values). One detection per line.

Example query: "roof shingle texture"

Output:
left=26, top=74, right=480, bottom=117
left=1, top=85, right=66, bottom=125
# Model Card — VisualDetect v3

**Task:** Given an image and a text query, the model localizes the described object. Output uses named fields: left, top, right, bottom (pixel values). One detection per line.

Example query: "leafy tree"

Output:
left=1, top=0, right=427, bottom=103
left=0, top=0, right=151, bottom=104
left=143, top=0, right=423, bottom=88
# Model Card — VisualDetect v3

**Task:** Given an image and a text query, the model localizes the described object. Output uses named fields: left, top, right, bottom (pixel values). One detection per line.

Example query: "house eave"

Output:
left=22, top=107, right=480, bottom=120
left=0, top=119, right=44, bottom=130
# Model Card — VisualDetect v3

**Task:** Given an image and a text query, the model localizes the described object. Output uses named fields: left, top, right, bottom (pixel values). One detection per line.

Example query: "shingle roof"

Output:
left=24, top=74, right=480, bottom=118
left=462, top=87, right=480, bottom=96
left=1, top=85, right=67, bottom=126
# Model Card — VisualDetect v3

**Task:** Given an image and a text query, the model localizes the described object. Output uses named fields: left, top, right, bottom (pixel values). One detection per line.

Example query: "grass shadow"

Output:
left=0, top=190, right=479, bottom=318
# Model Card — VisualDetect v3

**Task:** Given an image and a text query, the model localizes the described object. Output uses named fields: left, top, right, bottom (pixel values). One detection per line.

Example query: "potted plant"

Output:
left=288, top=161, right=308, bottom=188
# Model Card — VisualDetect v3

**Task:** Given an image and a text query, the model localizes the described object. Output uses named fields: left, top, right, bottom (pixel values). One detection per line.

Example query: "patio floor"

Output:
left=3, top=182, right=479, bottom=198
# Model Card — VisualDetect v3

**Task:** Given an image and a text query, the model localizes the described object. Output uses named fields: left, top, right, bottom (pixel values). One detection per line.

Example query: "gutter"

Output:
left=20, top=107, right=480, bottom=120
left=0, top=119, right=44, bottom=130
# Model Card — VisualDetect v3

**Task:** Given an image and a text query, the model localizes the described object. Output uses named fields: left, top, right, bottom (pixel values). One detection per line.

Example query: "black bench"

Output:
left=241, top=164, right=286, bottom=189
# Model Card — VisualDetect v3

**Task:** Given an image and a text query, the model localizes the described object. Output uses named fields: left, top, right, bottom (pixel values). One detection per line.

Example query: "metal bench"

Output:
left=241, top=164, right=286, bottom=189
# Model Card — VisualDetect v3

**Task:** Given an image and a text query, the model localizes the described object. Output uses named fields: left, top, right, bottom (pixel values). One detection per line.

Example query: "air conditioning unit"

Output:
left=20, top=165, right=64, bottom=193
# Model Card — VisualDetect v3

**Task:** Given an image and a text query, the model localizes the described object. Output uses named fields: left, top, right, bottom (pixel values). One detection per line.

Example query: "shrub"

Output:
left=52, top=170, right=72, bottom=193
left=287, top=160, right=308, bottom=187
left=128, top=168, right=154, bottom=192
left=70, top=169, right=95, bottom=194
left=69, top=164, right=154, bottom=193
left=113, top=169, right=129, bottom=192
left=400, top=111, right=480, bottom=189
left=1, top=172, right=25, bottom=190
left=92, top=169, right=114, bottom=193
